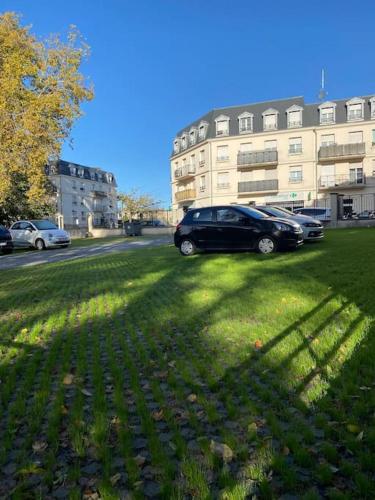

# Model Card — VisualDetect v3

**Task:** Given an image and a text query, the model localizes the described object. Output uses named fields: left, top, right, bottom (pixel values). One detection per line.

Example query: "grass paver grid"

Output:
left=0, top=229, right=374, bottom=498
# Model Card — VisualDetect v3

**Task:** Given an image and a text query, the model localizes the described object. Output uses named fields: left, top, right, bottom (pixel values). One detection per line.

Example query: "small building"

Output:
left=46, top=160, right=118, bottom=229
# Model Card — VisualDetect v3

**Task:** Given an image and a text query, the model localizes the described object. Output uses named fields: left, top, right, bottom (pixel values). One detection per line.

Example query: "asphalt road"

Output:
left=0, top=236, right=173, bottom=271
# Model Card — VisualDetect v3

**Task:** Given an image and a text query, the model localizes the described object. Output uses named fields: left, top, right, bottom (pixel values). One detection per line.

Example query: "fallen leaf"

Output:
left=356, top=431, right=364, bottom=441
left=81, top=388, right=92, bottom=397
left=134, top=454, right=146, bottom=467
left=330, top=465, right=339, bottom=473
left=32, top=440, right=48, bottom=453
left=152, top=409, right=164, bottom=421
left=254, top=339, right=263, bottom=349
left=347, top=424, right=360, bottom=434
left=63, top=373, right=74, bottom=385
left=187, top=393, right=197, bottom=403
left=60, top=405, right=69, bottom=415
left=359, top=386, right=371, bottom=391
left=110, top=472, right=121, bottom=486
left=248, top=422, right=258, bottom=434
left=210, top=440, right=234, bottom=462
left=20, top=328, right=28, bottom=335
left=168, top=360, right=176, bottom=368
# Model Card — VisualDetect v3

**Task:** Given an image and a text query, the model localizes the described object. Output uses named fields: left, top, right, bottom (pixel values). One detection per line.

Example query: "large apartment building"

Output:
left=46, top=160, right=118, bottom=228
left=170, top=95, right=375, bottom=223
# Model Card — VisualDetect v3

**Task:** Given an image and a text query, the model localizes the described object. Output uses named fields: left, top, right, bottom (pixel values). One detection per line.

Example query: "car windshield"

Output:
left=259, top=206, right=291, bottom=218
left=30, top=220, right=58, bottom=230
left=274, top=206, right=295, bottom=216
left=238, top=206, right=269, bottom=219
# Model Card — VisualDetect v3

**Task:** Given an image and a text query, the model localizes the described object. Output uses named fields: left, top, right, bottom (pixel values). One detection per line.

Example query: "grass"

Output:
left=0, top=228, right=374, bottom=498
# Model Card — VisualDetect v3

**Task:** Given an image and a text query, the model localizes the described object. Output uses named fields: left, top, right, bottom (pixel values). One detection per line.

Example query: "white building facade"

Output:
left=47, top=160, right=118, bottom=228
left=170, top=95, right=375, bottom=223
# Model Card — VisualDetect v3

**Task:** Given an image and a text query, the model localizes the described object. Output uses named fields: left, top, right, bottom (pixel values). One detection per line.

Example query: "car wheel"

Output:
left=179, top=239, right=196, bottom=256
left=256, top=236, right=277, bottom=254
left=35, top=238, right=45, bottom=251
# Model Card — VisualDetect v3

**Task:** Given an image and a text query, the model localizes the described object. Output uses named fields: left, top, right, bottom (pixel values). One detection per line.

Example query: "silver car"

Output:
left=255, top=206, right=324, bottom=241
left=10, top=220, right=71, bottom=250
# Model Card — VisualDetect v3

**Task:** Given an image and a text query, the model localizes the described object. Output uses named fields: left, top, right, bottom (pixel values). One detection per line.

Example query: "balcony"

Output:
left=237, top=150, right=278, bottom=170
left=175, top=188, right=196, bottom=202
left=93, top=190, right=107, bottom=197
left=319, top=174, right=366, bottom=190
left=318, top=142, right=365, bottom=162
left=175, top=164, right=196, bottom=180
left=238, top=179, right=278, bottom=194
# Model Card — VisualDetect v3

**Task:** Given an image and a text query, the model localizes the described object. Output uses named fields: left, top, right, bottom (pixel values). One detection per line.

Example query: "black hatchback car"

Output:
left=174, top=205, right=303, bottom=255
left=0, top=224, right=13, bottom=254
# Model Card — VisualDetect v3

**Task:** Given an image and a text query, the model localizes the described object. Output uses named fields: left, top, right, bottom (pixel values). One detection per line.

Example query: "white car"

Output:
left=10, top=220, right=71, bottom=250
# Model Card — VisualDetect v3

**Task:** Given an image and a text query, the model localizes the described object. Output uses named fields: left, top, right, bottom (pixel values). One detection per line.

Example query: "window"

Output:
left=321, top=134, right=335, bottom=146
left=372, top=130, right=375, bottom=145
left=217, top=145, right=229, bottom=161
left=181, top=135, right=187, bottom=149
left=182, top=158, right=186, bottom=167
left=191, top=208, right=213, bottom=222
left=289, top=137, right=302, bottom=154
left=286, top=105, right=303, bottom=128
left=217, top=172, right=229, bottom=189
left=346, top=97, right=365, bottom=121
left=215, top=115, right=230, bottom=136
left=349, top=163, right=364, bottom=184
left=72, top=180, right=77, bottom=190
left=199, top=150, right=206, bottom=165
left=70, top=166, right=77, bottom=176
left=78, top=168, right=84, bottom=178
left=289, top=166, right=303, bottom=183
left=189, top=129, right=197, bottom=145
left=239, top=143, right=252, bottom=152
left=216, top=208, right=241, bottom=223
left=199, top=175, right=206, bottom=192
left=262, top=109, right=278, bottom=131
left=191, top=154, right=196, bottom=167
left=348, top=131, right=363, bottom=144
left=173, top=139, right=180, bottom=153
left=319, top=101, right=336, bottom=124
left=198, top=121, right=208, bottom=140
left=264, top=140, right=277, bottom=151
left=238, top=112, right=253, bottom=133
left=80, top=183, right=85, bottom=191
left=370, top=97, right=375, bottom=119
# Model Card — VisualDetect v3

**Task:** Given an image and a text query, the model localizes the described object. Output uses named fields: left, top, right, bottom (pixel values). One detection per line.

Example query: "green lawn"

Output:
left=0, top=229, right=374, bottom=498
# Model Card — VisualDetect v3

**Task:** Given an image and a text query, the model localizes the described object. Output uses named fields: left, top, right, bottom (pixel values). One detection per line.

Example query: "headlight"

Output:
left=274, top=222, right=293, bottom=232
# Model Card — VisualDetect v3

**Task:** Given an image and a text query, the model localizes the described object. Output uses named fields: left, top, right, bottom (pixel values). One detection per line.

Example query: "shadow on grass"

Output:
left=0, top=230, right=374, bottom=497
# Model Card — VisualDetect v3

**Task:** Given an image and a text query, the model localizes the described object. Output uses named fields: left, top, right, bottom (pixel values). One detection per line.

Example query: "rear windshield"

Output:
left=30, top=220, right=58, bottom=230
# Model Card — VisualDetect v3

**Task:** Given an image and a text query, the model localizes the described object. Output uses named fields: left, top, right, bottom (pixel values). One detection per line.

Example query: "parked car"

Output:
left=10, top=220, right=71, bottom=250
left=255, top=206, right=324, bottom=241
left=174, top=205, right=304, bottom=256
left=0, top=224, right=13, bottom=254
left=293, top=207, right=331, bottom=222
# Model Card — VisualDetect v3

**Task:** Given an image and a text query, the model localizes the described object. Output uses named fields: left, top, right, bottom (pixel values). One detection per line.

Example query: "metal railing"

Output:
left=319, top=174, right=366, bottom=189
left=216, top=129, right=229, bottom=136
left=348, top=110, right=363, bottom=121
left=238, top=179, right=278, bottom=193
left=340, top=193, right=375, bottom=220
left=288, top=120, right=302, bottom=128
left=320, top=114, right=335, bottom=124
left=237, top=150, right=278, bottom=167
left=263, top=123, right=277, bottom=131
left=93, top=190, right=107, bottom=197
left=175, top=165, right=196, bottom=179
left=318, top=142, right=365, bottom=160
left=175, top=188, right=196, bottom=202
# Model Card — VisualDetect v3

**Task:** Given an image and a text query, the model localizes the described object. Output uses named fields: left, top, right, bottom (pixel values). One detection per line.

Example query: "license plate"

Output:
left=0, top=242, right=6, bottom=246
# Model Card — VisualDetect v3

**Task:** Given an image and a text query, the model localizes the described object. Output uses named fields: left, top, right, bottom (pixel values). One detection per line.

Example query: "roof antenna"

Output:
left=318, top=69, right=327, bottom=101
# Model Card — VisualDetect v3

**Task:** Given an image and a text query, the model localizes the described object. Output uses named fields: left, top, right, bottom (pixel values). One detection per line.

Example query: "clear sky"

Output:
left=1, top=0, right=374, bottom=207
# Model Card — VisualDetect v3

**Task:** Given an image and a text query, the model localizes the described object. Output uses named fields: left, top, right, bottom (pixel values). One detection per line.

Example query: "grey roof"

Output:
left=171, top=94, right=375, bottom=157
left=46, top=159, right=117, bottom=187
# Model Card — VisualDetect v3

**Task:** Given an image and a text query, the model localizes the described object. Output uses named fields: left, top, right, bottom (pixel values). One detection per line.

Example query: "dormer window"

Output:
left=370, top=97, right=375, bottom=120
left=181, top=134, right=187, bottom=150
left=238, top=112, right=253, bottom=134
left=189, top=128, right=197, bottom=146
left=173, top=138, right=180, bottom=154
left=198, top=121, right=208, bottom=140
left=69, top=165, right=77, bottom=176
left=319, top=101, right=336, bottom=125
left=262, top=108, right=278, bottom=131
left=286, top=105, right=303, bottom=128
left=215, top=115, right=230, bottom=136
left=346, top=97, right=365, bottom=121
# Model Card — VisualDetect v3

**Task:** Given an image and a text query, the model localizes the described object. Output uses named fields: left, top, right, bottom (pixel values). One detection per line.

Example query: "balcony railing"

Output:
left=348, top=110, right=363, bottom=121
left=320, top=114, right=335, bottom=124
left=288, top=120, right=302, bottom=128
left=175, top=188, right=196, bottom=202
left=319, top=174, right=366, bottom=190
left=175, top=164, right=196, bottom=179
left=237, top=150, right=278, bottom=168
left=93, top=190, right=107, bottom=197
left=318, top=142, right=365, bottom=161
left=263, top=123, right=277, bottom=131
left=238, top=179, right=278, bottom=194
left=199, top=160, right=205, bottom=166
left=216, top=129, right=229, bottom=136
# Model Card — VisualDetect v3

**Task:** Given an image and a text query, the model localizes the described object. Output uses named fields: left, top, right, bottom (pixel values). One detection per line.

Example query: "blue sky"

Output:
left=2, top=0, right=374, bottom=207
